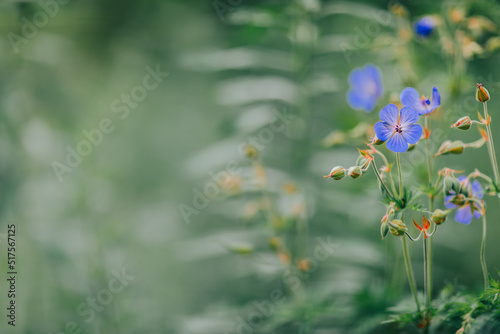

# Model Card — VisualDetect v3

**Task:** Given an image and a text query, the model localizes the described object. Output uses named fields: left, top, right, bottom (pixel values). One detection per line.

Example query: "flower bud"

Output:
left=450, top=193, right=466, bottom=206
left=347, top=166, right=362, bottom=179
left=451, top=116, right=472, bottom=130
left=434, top=140, right=464, bottom=157
left=388, top=219, right=407, bottom=237
left=476, top=83, right=490, bottom=103
left=371, top=135, right=385, bottom=145
left=357, top=157, right=371, bottom=170
left=324, top=166, right=346, bottom=180
left=407, top=143, right=417, bottom=151
left=380, top=222, right=390, bottom=239
left=431, top=209, right=452, bottom=225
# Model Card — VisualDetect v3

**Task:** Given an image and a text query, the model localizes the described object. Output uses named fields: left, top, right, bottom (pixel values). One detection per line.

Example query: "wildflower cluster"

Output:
left=324, top=60, right=500, bottom=330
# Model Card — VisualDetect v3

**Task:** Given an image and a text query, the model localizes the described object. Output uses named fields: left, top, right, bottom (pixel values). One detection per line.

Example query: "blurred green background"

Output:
left=0, top=0, right=500, bottom=333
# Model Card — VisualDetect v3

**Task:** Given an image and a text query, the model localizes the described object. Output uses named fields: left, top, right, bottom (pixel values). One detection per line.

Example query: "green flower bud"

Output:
left=357, top=157, right=372, bottom=170
left=371, top=135, right=385, bottom=145
left=451, top=116, right=472, bottom=130
left=434, top=140, right=464, bottom=157
left=388, top=219, right=407, bottom=237
left=431, top=209, right=452, bottom=225
left=324, top=166, right=346, bottom=180
left=381, top=222, right=390, bottom=239
left=476, top=83, right=490, bottom=103
left=347, top=166, right=362, bottom=179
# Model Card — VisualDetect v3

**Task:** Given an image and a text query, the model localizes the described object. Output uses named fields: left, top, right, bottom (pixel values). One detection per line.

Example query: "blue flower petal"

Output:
left=472, top=180, right=484, bottom=199
left=348, top=68, right=367, bottom=88
left=374, top=121, right=394, bottom=141
left=379, top=104, right=399, bottom=125
left=444, top=195, right=458, bottom=209
left=386, top=132, right=408, bottom=152
left=402, top=124, right=423, bottom=145
left=400, top=88, right=426, bottom=113
left=473, top=208, right=483, bottom=219
left=414, top=17, right=435, bottom=38
left=400, top=107, right=420, bottom=126
left=365, top=65, right=384, bottom=97
left=429, top=87, right=440, bottom=111
left=455, top=204, right=472, bottom=224
left=347, top=89, right=375, bottom=112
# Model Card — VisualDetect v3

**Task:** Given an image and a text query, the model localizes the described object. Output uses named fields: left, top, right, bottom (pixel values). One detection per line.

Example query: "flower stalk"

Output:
left=481, top=214, right=488, bottom=290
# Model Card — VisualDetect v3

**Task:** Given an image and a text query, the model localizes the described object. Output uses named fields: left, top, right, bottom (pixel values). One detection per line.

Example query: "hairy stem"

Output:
left=402, top=236, right=421, bottom=312
left=483, top=102, right=500, bottom=185
left=481, top=214, right=489, bottom=290
left=396, top=153, right=403, bottom=200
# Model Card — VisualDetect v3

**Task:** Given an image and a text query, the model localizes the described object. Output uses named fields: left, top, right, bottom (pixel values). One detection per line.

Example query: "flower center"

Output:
left=395, top=124, right=403, bottom=133
left=420, top=96, right=430, bottom=107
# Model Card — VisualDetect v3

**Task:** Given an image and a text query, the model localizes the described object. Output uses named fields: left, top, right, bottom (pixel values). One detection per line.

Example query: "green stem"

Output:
left=423, top=237, right=431, bottom=323
left=372, top=159, right=394, bottom=199
left=402, top=236, right=421, bottom=312
left=424, top=117, right=432, bottom=185
left=424, top=116, right=433, bottom=322
left=483, top=102, right=500, bottom=185
left=481, top=214, right=489, bottom=290
left=396, top=153, right=403, bottom=200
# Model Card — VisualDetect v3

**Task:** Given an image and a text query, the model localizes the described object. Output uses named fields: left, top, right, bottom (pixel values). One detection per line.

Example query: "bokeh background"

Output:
left=0, top=0, right=500, bottom=333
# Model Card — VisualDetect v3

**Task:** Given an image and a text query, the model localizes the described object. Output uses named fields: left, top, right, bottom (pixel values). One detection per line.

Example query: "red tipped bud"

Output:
left=434, top=140, right=464, bottom=157
left=324, top=166, right=346, bottom=180
left=347, top=166, right=362, bottom=179
left=431, top=209, right=452, bottom=225
left=476, top=83, right=490, bottom=103
left=451, top=116, right=471, bottom=130
left=388, top=219, right=407, bottom=237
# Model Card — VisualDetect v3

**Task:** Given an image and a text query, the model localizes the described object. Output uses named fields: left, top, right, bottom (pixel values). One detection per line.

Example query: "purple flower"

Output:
left=373, top=104, right=423, bottom=153
left=400, top=87, right=441, bottom=115
left=414, top=16, right=436, bottom=38
left=445, top=176, right=484, bottom=225
left=347, top=64, right=383, bottom=112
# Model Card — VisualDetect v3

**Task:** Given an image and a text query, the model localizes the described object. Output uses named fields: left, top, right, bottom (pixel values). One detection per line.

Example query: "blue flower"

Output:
left=400, top=87, right=440, bottom=115
left=444, top=176, right=484, bottom=225
left=414, top=16, right=436, bottom=38
left=373, top=104, right=422, bottom=153
left=347, top=64, right=383, bottom=112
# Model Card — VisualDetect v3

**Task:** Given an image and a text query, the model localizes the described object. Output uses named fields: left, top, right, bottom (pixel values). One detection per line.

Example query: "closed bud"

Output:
left=407, top=143, right=417, bottom=151
left=381, top=221, right=390, bottom=239
left=324, top=166, right=346, bottom=180
left=431, top=209, right=452, bottom=225
left=347, top=166, right=362, bottom=179
left=371, top=135, right=385, bottom=145
left=451, top=116, right=472, bottom=130
left=388, top=219, right=407, bottom=237
left=434, top=140, right=464, bottom=157
left=476, top=83, right=490, bottom=103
